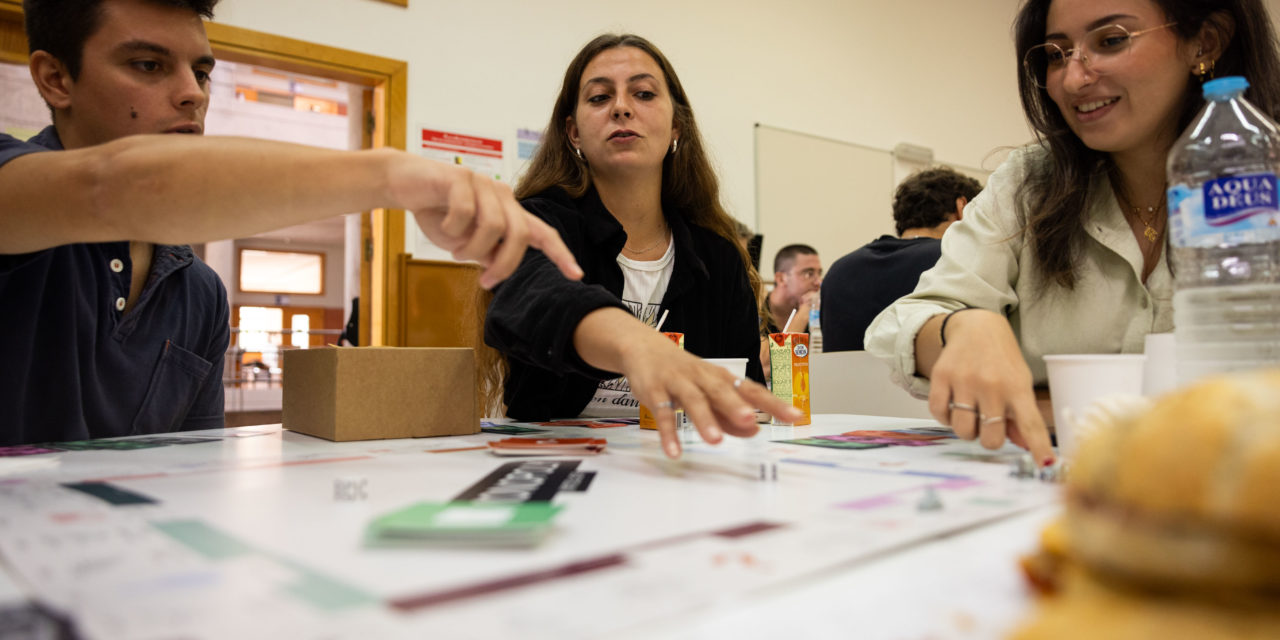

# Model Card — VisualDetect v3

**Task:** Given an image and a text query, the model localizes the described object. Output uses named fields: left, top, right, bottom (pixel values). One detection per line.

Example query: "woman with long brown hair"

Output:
left=866, top=0, right=1280, bottom=465
left=484, top=34, right=799, bottom=458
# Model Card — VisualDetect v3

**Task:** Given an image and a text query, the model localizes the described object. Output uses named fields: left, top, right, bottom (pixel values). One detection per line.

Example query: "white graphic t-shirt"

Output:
left=579, top=237, right=676, bottom=417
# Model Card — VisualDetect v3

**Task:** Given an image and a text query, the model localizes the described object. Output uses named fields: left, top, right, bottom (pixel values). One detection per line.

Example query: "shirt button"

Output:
left=110, top=259, right=124, bottom=273
left=115, top=297, right=126, bottom=311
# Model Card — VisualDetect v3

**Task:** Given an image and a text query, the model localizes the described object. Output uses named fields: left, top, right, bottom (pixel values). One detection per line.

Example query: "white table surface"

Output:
left=0, top=415, right=1061, bottom=639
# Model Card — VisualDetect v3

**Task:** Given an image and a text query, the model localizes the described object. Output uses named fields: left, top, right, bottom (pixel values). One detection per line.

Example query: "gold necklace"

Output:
left=624, top=229, right=669, bottom=254
left=1130, top=202, right=1163, bottom=243
left=1116, top=188, right=1165, bottom=244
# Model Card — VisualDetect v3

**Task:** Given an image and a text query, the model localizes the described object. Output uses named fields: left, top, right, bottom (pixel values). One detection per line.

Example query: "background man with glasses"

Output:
left=759, top=243, right=821, bottom=380
left=764, top=244, right=822, bottom=335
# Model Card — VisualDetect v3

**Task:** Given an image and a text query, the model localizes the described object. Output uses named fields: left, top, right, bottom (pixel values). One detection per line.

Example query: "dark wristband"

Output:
left=939, top=308, right=977, bottom=348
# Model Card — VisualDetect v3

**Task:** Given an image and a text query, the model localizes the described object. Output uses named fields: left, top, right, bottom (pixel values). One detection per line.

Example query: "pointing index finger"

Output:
left=525, top=215, right=583, bottom=281
left=1012, top=395, right=1055, bottom=466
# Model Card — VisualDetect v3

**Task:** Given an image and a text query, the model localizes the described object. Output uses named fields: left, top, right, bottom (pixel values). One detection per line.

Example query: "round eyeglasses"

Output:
left=1023, top=22, right=1176, bottom=89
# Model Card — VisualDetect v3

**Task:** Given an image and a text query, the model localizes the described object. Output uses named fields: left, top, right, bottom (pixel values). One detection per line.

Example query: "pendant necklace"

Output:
left=1130, top=202, right=1163, bottom=243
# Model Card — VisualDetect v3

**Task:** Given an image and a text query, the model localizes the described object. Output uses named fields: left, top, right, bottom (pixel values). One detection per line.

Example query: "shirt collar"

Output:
left=30, top=126, right=64, bottom=151
left=150, top=244, right=196, bottom=280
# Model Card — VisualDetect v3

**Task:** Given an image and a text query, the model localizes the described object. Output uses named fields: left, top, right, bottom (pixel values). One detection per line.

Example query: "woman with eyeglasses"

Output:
left=866, top=0, right=1280, bottom=465
left=483, top=34, right=800, bottom=458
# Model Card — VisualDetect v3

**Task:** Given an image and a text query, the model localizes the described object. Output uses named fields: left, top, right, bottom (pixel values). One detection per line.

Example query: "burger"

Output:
left=1013, top=369, right=1280, bottom=639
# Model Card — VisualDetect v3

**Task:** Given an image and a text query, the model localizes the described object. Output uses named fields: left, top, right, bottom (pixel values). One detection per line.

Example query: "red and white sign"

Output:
left=420, top=128, right=503, bottom=159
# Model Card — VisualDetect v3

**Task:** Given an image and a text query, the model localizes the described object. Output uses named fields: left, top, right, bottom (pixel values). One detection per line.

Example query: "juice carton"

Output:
left=639, top=332, right=684, bottom=430
left=768, top=332, right=811, bottom=426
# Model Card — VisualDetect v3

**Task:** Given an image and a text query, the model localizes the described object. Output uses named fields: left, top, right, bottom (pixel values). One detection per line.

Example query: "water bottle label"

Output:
left=1204, top=173, right=1278, bottom=225
left=1168, top=173, right=1280, bottom=247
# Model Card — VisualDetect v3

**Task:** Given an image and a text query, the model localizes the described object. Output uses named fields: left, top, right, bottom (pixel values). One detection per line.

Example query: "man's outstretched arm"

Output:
left=0, top=134, right=582, bottom=287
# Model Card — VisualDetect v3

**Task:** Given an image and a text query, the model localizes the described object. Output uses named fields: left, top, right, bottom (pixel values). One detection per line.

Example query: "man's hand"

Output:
left=390, top=156, right=582, bottom=288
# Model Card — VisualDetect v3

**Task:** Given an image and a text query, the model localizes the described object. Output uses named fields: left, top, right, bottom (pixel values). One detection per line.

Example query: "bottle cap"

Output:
left=1203, top=76, right=1249, bottom=101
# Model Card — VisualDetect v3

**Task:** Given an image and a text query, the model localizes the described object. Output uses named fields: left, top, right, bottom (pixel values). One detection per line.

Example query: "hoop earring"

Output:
left=670, top=138, right=678, bottom=155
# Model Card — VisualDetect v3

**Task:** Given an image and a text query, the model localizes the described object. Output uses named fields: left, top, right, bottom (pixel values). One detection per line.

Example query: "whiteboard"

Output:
left=753, top=124, right=991, bottom=278
left=754, top=124, right=895, bottom=277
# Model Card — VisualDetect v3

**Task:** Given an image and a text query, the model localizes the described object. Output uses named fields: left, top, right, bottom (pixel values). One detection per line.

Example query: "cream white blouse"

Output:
left=865, top=145, right=1174, bottom=398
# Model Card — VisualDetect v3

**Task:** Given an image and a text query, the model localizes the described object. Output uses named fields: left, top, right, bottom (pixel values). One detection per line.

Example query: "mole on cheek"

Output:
left=130, top=107, right=138, bottom=119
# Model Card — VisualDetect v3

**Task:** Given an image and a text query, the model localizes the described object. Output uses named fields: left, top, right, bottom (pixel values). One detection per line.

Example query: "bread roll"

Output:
left=1065, top=370, right=1280, bottom=591
left=1015, top=370, right=1280, bottom=639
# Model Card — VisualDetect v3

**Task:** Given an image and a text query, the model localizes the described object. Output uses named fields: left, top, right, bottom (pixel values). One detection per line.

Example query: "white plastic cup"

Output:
left=703, top=357, right=749, bottom=379
left=1142, top=333, right=1178, bottom=397
left=680, top=358, right=750, bottom=442
left=1043, top=354, right=1145, bottom=459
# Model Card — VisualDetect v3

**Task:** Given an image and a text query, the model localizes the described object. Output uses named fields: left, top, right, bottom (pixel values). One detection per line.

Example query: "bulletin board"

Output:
left=754, top=124, right=896, bottom=276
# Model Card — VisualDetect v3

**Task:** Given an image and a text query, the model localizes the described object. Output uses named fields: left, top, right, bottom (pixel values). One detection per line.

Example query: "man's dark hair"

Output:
left=773, top=243, right=817, bottom=275
left=892, top=167, right=982, bottom=236
left=24, top=0, right=219, bottom=79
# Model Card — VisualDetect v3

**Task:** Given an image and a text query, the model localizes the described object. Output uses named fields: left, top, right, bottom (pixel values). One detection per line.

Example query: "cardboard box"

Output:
left=283, top=347, right=478, bottom=441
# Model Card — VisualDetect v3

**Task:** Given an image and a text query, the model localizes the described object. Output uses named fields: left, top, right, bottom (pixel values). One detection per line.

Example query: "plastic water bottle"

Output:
left=808, top=290, right=823, bottom=353
left=1166, top=76, right=1280, bottom=384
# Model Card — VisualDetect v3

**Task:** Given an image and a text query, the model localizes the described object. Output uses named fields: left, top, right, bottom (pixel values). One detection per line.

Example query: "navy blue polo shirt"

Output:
left=0, top=127, right=230, bottom=445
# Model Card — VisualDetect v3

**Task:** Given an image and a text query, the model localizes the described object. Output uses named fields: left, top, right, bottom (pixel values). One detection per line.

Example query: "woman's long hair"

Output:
left=1013, top=0, right=1280, bottom=288
left=478, top=33, right=760, bottom=416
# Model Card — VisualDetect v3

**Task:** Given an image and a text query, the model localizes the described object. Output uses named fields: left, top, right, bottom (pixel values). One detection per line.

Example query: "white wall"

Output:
left=210, top=0, right=1036, bottom=230
left=0, top=62, right=49, bottom=138
left=16, top=1, right=1280, bottom=233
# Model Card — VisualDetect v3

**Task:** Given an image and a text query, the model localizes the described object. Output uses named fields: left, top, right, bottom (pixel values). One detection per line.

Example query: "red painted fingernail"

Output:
left=1041, top=456, right=1055, bottom=467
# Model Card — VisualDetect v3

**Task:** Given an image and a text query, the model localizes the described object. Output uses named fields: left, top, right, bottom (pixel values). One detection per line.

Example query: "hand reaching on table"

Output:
left=623, top=336, right=801, bottom=458
left=917, top=309, right=1055, bottom=466
left=574, top=308, right=802, bottom=459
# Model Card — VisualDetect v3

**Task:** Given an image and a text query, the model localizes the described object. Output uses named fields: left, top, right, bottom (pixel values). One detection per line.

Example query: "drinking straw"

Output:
left=654, top=309, right=670, bottom=332
left=782, top=308, right=798, bottom=333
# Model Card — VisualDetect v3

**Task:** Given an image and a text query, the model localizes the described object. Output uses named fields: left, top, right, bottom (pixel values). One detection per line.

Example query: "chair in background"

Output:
left=809, top=350, right=935, bottom=420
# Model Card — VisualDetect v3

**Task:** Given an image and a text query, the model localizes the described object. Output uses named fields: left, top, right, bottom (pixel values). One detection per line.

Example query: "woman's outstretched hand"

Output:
left=917, top=309, right=1055, bottom=466
left=574, top=308, right=801, bottom=459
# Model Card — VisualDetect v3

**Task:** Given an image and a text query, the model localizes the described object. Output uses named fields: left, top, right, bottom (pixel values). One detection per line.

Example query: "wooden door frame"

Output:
left=0, top=1, right=407, bottom=346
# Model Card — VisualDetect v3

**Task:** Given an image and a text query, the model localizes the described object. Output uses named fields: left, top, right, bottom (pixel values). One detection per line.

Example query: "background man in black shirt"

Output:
left=821, top=167, right=981, bottom=352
